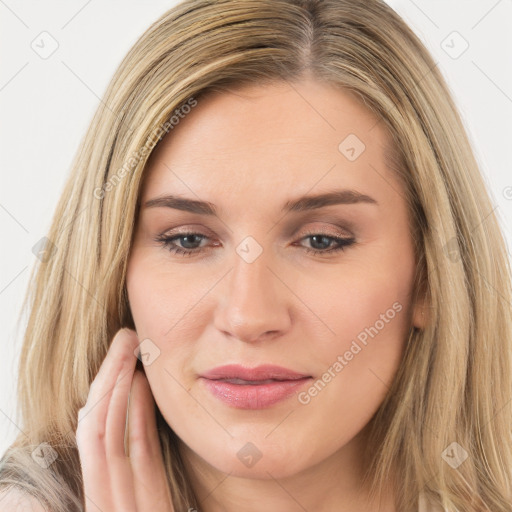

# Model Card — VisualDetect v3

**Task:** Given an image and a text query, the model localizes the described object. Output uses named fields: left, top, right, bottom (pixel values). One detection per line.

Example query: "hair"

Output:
left=1, top=0, right=511, bottom=510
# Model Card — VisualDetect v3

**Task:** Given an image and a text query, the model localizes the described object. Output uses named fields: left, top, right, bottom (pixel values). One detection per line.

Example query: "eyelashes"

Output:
left=154, top=231, right=356, bottom=258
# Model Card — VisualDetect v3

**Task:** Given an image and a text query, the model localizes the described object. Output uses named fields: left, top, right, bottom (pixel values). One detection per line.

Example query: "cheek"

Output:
left=125, top=254, right=205, bottom=402
left=294, top=263, right=412, bottom=404
left=280, top=277, right=410, bottom=461
left=300, top=259, right=411, bottom=345
left=126, top=257, right=210, bottom=433
left=126, top=254, right=208, bottom=341
left=126, top=252, right=216, bottom=382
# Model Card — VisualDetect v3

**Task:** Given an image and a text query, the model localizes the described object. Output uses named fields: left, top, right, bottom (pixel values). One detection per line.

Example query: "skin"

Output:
left=77, top=329, right=174, bottom=511
left=78, top=78, right=426, bottom=512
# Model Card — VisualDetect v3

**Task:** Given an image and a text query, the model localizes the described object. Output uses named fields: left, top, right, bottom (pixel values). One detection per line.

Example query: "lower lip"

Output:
left=200, top=377, right=312, bottom=409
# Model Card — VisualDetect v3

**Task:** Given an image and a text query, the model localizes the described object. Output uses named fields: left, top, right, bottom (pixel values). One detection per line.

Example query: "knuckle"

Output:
left=76, top=411, right=106, bottom=446
left=129, top=430, right=151, bottom=453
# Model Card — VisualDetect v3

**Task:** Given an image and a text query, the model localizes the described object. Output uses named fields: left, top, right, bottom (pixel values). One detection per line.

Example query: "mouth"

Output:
left=199, top=364, right=313, bottom=409
left=214, top=378, right=298, bottom=385
left=200, top=363, right=311, bottom=381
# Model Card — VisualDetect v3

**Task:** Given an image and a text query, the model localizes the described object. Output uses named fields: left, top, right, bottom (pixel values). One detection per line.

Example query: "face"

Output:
left=126, top=78, right=425, bottom=481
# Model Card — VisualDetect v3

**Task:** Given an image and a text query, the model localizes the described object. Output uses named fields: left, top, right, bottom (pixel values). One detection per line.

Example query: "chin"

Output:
left=182, top=433, right=313, bottom=480
left=212, top=451, right=306, bottom=480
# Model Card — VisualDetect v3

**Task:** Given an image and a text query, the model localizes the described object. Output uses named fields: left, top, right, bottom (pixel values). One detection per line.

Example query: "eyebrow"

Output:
left=143, top=189, right=378, bottom=216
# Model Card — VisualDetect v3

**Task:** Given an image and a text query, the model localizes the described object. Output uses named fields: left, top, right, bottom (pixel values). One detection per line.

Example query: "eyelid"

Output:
left=289, top=221, right=355, bottom=239
left=162, top=214, right=355, bottom=234
left=159, top=221, right=354, bottom=241
left=157, top=224, right=216, bottom=238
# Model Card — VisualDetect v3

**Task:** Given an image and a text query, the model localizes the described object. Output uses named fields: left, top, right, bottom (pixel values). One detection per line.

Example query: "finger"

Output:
left=76, top=328, right=140, bottom=511
left=102, top=331, right=142, bottom=510
left=79, top=328, right=140, bottom=428
left=77, top=328, right=139, bottom=451
left=104, top=331, right=140, bottom=458
left=128, top=370, right=175, bottom=510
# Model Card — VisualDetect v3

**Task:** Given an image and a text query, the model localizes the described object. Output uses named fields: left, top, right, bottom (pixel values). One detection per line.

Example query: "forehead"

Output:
left=140, top=79, right=401, bottom=212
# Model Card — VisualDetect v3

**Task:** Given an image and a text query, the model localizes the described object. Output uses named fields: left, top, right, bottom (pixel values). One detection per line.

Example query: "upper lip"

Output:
left=200, top=364, right=311, bottom=381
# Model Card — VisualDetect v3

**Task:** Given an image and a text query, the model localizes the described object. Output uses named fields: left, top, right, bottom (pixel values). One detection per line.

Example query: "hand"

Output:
left=76, top=328, right=175, bottom=511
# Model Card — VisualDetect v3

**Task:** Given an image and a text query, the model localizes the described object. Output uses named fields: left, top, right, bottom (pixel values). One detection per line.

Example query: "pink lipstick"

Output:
left=199, top=364, right=312, bottom=409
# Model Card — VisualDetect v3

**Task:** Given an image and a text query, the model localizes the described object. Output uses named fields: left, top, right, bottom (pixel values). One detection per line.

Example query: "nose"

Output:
left=213, top=247, right=292, bottom=344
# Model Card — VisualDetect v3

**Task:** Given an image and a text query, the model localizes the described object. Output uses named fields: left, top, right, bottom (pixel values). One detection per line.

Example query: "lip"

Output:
left=199, top=364, right=312, bottom=409
left=200, top=364, right=310, bottom=381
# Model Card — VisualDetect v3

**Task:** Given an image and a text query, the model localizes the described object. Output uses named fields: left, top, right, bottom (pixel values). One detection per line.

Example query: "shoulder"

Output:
left=0, top=487, right=48, bottom=511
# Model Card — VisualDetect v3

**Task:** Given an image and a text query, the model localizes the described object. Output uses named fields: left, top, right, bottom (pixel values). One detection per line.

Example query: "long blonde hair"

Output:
left=1, top=0, right=511, bottom=510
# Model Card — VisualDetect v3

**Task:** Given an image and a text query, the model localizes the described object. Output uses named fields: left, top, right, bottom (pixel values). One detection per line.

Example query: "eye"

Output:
left=297, top=231, right=356, bottom=255
left=155, top=229, right=356, bottom=258
left=155, top=232, right=213, bottom=257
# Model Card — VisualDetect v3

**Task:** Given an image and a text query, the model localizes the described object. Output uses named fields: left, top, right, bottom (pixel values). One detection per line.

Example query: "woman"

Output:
left=1, top=0, right=511, bottom=511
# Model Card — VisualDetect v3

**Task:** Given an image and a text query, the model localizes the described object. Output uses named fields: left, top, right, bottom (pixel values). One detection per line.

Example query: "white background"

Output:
left=1, top=0, right=511, bottom=456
